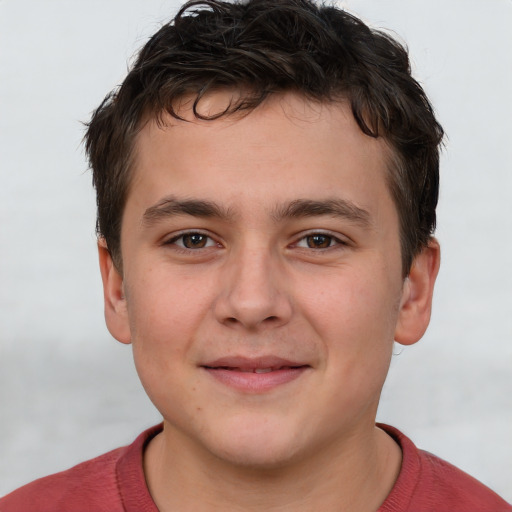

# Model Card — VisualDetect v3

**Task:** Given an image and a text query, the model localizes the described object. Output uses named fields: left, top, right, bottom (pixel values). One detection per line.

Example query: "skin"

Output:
left=99, top=92, right=440, bottom=511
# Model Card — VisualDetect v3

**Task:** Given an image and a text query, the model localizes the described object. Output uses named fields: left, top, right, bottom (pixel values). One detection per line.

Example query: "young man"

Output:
left=1, top=0, right=510, bottom=510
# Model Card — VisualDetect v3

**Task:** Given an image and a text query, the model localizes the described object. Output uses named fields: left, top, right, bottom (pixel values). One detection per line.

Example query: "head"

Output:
left=88, top=0, right=443, bottom=471
left=85, top=0, right=443, bottom=276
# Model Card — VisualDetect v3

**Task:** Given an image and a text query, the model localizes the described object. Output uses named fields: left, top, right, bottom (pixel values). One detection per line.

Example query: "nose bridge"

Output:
left=214, top=239, right=292, bottom=329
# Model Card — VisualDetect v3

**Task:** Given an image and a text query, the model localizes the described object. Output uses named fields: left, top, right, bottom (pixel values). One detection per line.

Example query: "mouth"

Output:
left=201, top=357, right=310, bottom=392
left=204, top=365, right=309, bottom=374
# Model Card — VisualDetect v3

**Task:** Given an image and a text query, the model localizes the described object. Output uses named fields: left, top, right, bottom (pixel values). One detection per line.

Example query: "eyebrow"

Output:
left=143, top=196, right=234, bottom=225
left=142, top=196, right=371, bottom=228
left=272, top=198, right=372, bottom=227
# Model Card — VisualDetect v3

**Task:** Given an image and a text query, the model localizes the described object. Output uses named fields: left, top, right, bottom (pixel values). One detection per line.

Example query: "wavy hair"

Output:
left=85, top=0, right=443, bottom=273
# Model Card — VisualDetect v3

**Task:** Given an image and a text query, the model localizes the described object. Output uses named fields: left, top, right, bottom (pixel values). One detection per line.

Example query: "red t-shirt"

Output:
left=1, top=424, right=510, bottom=511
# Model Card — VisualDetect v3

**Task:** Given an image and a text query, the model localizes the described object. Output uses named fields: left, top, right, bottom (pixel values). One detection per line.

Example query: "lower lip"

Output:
left=203, top=367, right=309, bottom=393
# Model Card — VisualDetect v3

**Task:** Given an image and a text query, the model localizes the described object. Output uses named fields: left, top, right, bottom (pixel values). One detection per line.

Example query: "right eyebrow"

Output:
left=142, top=196, right=234, bottom=226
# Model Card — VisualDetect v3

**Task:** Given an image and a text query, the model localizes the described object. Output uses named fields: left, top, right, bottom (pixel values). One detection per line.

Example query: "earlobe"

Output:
left=394, top=238, right=440, bottom=346
left=98, top=240, right=131, bottom=344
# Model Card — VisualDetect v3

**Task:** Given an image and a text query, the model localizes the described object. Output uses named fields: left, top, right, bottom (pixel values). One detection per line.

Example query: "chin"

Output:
left=213, top=441, right=299, bottom=470
left=205, top=417, right=307, bottom=470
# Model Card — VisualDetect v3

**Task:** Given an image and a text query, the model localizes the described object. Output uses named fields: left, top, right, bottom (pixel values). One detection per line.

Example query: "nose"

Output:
left=213, top=245, right=293, bottom=331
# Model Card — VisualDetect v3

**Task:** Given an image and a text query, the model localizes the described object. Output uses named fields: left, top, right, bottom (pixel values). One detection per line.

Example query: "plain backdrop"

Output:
left=1, top=0, right=511, bottom=501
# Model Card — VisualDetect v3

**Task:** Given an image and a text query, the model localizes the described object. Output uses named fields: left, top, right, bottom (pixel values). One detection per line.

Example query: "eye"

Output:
left=295, top=233, right=343, bottom=249
left=168, top=232, right=217, bottom=249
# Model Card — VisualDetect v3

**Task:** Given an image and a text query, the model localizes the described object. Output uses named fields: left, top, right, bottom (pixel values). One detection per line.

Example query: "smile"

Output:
left=204, top=365, right=306, bottom=373
left=201, top=357, right=310, bottom=392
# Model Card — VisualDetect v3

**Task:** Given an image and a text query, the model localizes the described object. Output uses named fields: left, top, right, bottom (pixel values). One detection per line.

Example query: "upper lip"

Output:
left=202, top=356, right=309, bottom=371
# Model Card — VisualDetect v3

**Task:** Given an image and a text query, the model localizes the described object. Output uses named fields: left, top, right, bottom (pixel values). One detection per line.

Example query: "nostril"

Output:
left=223, top=315, right=279, bottom=327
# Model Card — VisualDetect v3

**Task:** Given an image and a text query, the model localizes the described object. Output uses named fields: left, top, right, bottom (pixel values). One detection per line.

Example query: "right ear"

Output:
left=98, top=239, right=131, bottom=344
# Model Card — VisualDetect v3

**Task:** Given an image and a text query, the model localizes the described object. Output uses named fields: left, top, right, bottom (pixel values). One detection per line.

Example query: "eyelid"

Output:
left=163, top=230, right=220, bottom=249
left=292, top=230, right=350, bottom=249
left=161, top=229, right=350, bottom=251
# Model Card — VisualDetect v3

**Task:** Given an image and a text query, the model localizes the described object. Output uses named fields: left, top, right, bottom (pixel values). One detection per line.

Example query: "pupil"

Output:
left=184, top=234, right=206, bottom=248
left=308, top=235, right=330, bottom=248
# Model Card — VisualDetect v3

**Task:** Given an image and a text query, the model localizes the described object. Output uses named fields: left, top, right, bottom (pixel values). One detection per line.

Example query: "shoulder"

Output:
left=379, top=424, right=512, bottom=512
left=0, top=447, right=124, bottom=512
left=0, top=425, right=162, bottom=512
left=416, top=450, right=511, bottom=511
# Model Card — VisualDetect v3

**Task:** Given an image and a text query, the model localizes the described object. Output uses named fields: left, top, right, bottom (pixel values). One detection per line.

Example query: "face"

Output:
left=100, top=92, right=438, bottom=469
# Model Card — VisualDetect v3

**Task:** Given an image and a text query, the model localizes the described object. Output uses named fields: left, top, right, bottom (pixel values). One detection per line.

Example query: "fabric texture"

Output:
left=1, top=424, right=510, bottom=512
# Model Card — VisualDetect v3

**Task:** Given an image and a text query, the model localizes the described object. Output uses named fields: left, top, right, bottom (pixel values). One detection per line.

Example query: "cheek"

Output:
left=298, top=266, right=400, bottom=395
left=123, top=276, right=188, bottom=384
left=125, top=263, right=213, bottom=344
left=126, top=279, right=204, bottom=422
left=300, top=266, right=400, bottom=343
left=123, top=263, right=219, bottom=391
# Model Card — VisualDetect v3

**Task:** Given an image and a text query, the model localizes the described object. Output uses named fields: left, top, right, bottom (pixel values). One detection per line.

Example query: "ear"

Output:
left=394, top=238, right=440, bottom=346
left=98, top=239, right=131, bottom=344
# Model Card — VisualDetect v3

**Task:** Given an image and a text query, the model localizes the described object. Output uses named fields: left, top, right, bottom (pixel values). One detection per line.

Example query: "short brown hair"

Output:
left=85, top=0, right=443, bottom=274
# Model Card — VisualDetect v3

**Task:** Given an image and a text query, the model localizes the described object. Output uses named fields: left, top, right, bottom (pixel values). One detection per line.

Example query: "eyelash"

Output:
left=164, top=231, right=219, bottom=251
left=164, top=231, right=347, bottom=252
left=293, top=232, right=348, bottom=250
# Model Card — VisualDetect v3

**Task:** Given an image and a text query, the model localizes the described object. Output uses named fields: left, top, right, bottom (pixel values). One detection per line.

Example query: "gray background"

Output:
left=1, top=0, right=511, bottom=502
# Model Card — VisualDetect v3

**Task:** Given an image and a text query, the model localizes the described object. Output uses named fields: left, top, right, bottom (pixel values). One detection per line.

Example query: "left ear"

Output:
left=394, top=238, right=440, bottom=346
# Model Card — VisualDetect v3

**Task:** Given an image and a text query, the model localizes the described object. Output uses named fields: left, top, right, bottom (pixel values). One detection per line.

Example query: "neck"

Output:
left=144, top=422, right=401, bottom=512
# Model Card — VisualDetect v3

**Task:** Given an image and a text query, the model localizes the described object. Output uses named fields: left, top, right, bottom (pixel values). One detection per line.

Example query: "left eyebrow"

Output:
left=272, top=198, right=372, bottom=228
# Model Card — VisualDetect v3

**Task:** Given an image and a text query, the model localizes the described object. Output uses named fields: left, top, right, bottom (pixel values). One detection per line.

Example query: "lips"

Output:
left=202, top=356, right=308, bottom=371
left=219, top=366, right=296, bottom=373
left=201, top=356, right=310, bottom=392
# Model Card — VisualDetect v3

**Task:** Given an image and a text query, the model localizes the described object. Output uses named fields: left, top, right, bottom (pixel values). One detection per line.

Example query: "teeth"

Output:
left=254, top=368, right=273, bottom=374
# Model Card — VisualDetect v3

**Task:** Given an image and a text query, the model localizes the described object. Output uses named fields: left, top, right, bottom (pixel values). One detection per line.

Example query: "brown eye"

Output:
left=166, top=232, right=218, bottom=252
left=182, top=233, right=209, bottom=248
left=306, top=234, right=333, bottom=248
left=168, top=232, right=216, bottom=249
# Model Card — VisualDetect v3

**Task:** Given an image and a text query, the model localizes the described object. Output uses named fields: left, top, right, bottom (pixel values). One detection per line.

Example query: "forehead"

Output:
left=128, top=92, right=395, bottom=221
